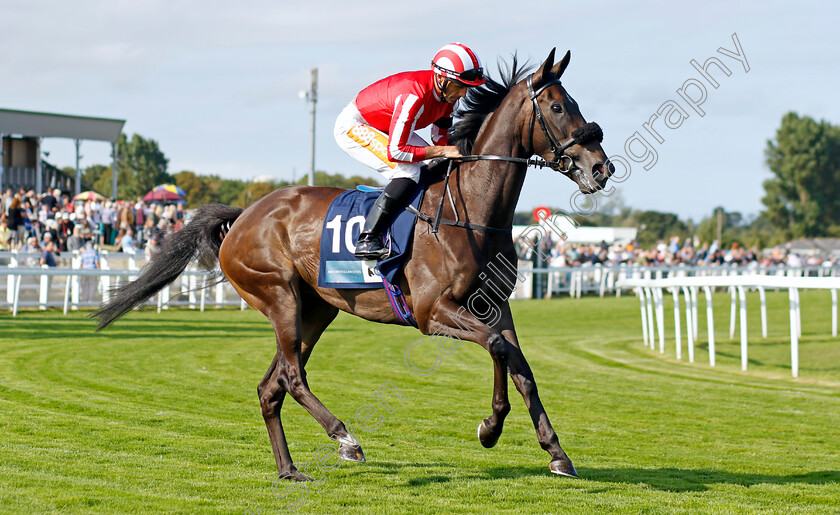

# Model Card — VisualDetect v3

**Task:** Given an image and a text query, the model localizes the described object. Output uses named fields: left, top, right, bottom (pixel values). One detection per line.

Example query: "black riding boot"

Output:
left=354, top=178, right=416, bottom=260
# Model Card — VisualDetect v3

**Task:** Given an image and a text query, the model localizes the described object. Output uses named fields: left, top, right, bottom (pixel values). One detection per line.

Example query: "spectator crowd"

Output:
left=517, top=235, right=839, bottom=268
left=1, top=187, right=186, bottom=266
left=3, top=186, right=838, bottom=271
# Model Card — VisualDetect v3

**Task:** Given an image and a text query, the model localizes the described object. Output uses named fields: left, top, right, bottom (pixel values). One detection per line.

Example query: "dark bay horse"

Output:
left=94, top=49, right=612, bottom=481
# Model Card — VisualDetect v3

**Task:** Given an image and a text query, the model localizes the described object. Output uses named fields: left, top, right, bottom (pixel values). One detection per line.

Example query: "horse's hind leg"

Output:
left=258, top=292, right=341, bottom=481
left=258, top=354, right=310, bottom=481
left=267, top=280, right=366, bottom=464
left=297, top=287, right=364, bottom=461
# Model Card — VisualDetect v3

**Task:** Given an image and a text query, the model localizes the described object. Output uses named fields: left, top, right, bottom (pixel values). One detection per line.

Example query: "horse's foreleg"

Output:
left=425, top=298, right=511, bottom=449
left=427, top=298, right=576, bottom=477
left=478, top=338, right=510, bottom=449
left=497, top=302, right=578, bottom=477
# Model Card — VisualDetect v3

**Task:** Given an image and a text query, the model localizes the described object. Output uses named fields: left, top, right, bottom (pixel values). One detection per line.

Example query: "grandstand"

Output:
left=0, top=108, right=124, bottom=196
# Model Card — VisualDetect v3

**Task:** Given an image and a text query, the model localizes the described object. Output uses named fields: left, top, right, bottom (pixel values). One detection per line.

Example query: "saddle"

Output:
left=317, top=184, right=425, bottom=290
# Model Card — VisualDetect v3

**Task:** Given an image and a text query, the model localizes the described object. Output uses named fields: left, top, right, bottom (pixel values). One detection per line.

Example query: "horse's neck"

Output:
left=456, top=98, right=528, bottom=229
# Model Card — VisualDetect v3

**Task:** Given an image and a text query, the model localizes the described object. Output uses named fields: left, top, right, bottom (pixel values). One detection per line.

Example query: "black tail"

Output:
left=92, top=203, right=244, bottom=330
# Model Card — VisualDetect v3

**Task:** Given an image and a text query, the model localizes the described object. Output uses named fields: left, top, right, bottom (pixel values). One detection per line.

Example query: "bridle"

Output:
left=525, top=74, right=603, bottom=173
left=420, top=73, right=606, bottom=234
left=453, top=73, right=604, bottom=176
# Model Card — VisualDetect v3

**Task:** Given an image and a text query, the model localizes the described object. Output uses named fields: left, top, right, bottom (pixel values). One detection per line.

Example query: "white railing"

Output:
left=0, top=252, right=248, bottom=316
left=616, top=275, right=840, bottom=378
left=514, top=261, right=840, bottom=299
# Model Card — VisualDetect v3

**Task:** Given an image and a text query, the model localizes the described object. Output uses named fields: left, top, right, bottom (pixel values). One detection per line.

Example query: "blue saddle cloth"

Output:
left=317, top=186, right=424, bottom=289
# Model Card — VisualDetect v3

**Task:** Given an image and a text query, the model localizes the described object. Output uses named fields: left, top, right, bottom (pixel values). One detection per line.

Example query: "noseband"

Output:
left=525, top=74, right=603, bottom=174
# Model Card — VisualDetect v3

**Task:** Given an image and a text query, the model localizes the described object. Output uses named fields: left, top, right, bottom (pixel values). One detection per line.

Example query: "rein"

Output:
left=415, top=73, right=604, bottom=235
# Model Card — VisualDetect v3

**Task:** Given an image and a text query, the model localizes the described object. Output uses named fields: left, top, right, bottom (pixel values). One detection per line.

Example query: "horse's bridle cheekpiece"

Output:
left=526, top=74, right=604, bottom=174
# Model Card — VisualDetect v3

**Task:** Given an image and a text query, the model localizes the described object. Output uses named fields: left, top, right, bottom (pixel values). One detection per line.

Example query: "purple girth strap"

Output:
left=381, top=277, right=417, bottom=327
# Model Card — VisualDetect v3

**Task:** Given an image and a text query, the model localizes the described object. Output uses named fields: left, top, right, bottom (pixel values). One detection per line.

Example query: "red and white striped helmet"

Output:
left=431, top=43, right=485, bottom=86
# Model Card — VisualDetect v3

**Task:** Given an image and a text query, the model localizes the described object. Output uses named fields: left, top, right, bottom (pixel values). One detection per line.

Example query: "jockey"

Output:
left=334, top=43, right=486, bottom=260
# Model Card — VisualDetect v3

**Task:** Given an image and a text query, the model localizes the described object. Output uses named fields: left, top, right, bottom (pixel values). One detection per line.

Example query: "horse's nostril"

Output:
left=591, top=162, right=611, bottom=185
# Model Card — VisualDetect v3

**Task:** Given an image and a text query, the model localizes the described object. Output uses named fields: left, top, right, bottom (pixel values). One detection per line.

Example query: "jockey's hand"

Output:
left=425, top=145, right=462, bottom=159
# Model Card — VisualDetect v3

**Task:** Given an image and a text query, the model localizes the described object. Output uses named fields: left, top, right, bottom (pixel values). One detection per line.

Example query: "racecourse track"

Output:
left=0, top=292, right=838, bottom=513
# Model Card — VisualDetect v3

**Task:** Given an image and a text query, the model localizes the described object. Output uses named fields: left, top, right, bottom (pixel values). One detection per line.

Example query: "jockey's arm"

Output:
left=424, top=145, right=462, bottom=159
left=426, top=116, right=460, bottom=159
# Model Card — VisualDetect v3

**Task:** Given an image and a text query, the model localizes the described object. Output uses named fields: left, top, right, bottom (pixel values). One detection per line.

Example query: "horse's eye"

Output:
left=551, top=104, right=563, bottom=113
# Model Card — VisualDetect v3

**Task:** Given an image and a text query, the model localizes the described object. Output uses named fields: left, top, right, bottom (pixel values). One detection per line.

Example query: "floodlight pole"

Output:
left=308, top=68, right=317, bottom=186
left=0, top=133, right=4, bottom=191
left=298, top=69, right=318, bottom=186
left=111, top=142, right=118, bottom=200
left=74, top=139, right=81, bottom=196
left=35, top=137, right=42, bottom=195
left=309, top=68, right=318, bottom=186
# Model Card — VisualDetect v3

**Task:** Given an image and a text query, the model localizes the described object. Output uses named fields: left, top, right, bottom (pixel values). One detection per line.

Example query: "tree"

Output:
left=236, top=181, right=278, bottom=207
left=82, top=164, right=109, bottom=192
left=116, top=133, right=173, bottom=200
left=762, top=112, right=840, bottom=238
left=174, top=171, right=213, bottom=207
left=296, top=171, right=380, bottom=189
left=634, top=210, right=688, bottom=247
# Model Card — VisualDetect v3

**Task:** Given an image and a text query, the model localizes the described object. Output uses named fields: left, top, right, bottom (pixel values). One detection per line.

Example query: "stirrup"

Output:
left=354, top=235, right=389, bottom=260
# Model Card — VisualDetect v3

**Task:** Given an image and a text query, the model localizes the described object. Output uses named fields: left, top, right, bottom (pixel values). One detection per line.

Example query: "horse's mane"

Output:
left=449, top=55, right=534, bottom=156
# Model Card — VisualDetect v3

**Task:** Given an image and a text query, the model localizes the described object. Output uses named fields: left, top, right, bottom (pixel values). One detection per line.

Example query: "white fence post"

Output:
left=63, top=272, right=72, bottom=315
left=671, top=288, right=682, bottom=360
left=703, top=286, right=716, bottom=367
left=616, top=273, right=840, bottom=379
left=636, top=288, right=649, bottom=347
left=200, top=276, right=207, bottom=312
left=215, top=280, right=224, bottom=309
left=682, top=286, right=695, bottom=363
left=6, top=250, right=17, bottom=305
left=546, top=269, right=554, bottom=298
left=691, top=286, right=699, bottom=341
left=69, top=252, right=80, bottom=310
left=645, top=287, right=655, bottom=350
left=101, top=251, right=111, bottom=305
left=789, top=287, right=799, bottom=379
left=654, top=287, right=665, bottom=354
left=39, top=265, right=49, bottom=310
left=729, top=286, right=737, bottom=339
left=12, top=273, right=22, bottom=316
left=758, top=286, right=768, bottom=338
left=737, top=286, right=748, bottom=371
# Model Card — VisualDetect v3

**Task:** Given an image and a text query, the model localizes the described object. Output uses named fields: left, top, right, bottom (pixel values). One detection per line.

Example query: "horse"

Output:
left=94, top=48, right=612, bottom=481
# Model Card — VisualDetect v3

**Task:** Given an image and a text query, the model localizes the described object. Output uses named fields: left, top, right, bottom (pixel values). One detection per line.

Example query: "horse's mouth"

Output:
left=568, top=168, right=606, bottom=194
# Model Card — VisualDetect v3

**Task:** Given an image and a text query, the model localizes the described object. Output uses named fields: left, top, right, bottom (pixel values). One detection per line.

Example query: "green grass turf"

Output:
left=0, top=291, right=838, bottom=513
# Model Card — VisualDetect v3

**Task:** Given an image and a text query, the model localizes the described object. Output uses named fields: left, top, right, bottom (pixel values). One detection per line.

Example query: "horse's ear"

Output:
left=551, top=50, right=571, bottom=78
left=532, top=48, right=556, bottom=86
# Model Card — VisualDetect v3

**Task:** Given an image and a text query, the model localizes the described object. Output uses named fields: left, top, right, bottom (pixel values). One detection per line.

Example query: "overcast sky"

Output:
left=2, top=0, right=838, bottom=221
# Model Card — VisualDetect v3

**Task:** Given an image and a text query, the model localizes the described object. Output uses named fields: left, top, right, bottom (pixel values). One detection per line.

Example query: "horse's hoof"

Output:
left=477, top=420, right=501, bottom=449
left=277, top=469, right=315, bottom=482
left=339, top=444, right=366, bottom=462
left=549, top=457, right=579, bottom=478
